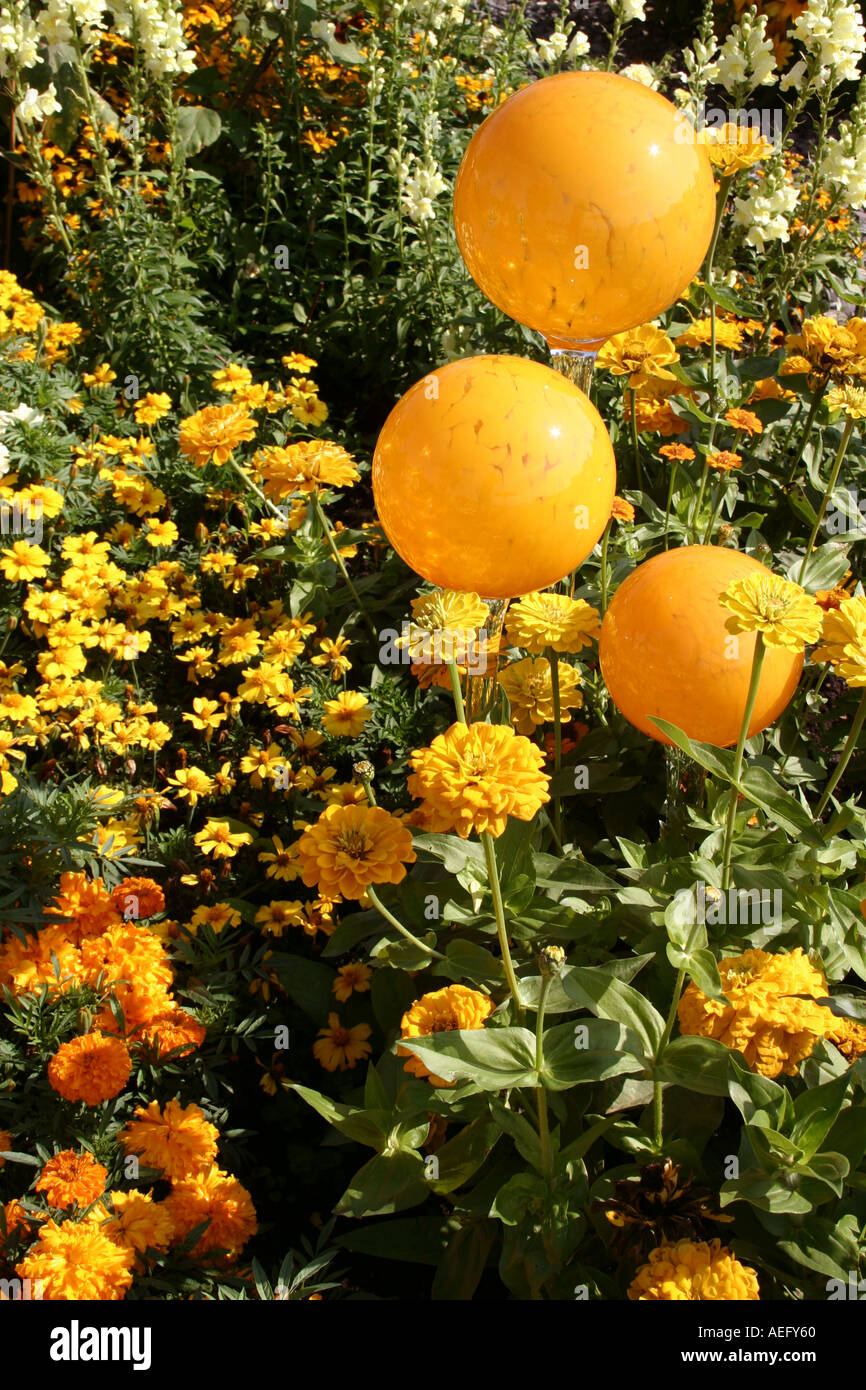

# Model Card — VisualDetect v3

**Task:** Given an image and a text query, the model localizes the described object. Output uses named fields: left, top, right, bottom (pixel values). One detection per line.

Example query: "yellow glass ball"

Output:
left=599, top=547, right=804, bottom=748
left=372, top=354, right=616, bottom=599
left=453, top=71, right=716, bottom=348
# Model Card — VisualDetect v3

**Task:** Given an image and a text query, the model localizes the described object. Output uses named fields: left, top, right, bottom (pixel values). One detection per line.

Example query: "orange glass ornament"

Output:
left=599, top=547, right=804, bottom=748
left=372, top=354, right=615, bottom=599
left=453, top=71, right=716, bottom=350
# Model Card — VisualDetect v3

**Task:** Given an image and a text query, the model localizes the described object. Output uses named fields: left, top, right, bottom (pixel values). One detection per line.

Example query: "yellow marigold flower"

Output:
left=102, top=1190, right=174, bottom=1256
left=498, top=656, right=582, bottom=736
left=17, top=1219, right=134, bottom=1300
left=826, top=384, right=866, bottom=419
left=628, top=1239, right=760, bottom=1300
left=188, top=902, right=242, bottom=935
left=332, top=961, right=373, bottom=1002
left=720, top=572, right=822, bottom=650
left=678, top=947, right=835, bottom=1078
left=282, top=351, right=318, bottom=373
left=700, top=121, right=774, bottom=174
left=82, top=362, right=116, bottom=387
left=311, top=635, right=352, bottom=679
left=313, top=1012, right=373, bottom=1072
left=257, top=834, right=302, bottom=882
left=194, top=818, right=254, bottom=858
left=118, top=1099, right=219, bottom=1181
left=0, top=539, right=50, bottom=581
left=398, top=984, right=495, bottom=1086
left=254, top=900, right=305, bottom=936
left=212, top=363, right=252, bottom=394
left=812, top=595, right=866, bottom=686
left=47, top=1031, right=131, bottom=1106
left=322, top=689, right=371, bottom=737
left=179, top=403, right=257, bottom=467
left=597, top=322, right=679, bottom=389
left=35, top=1149, right=107, bottom=1208
left=296, top=803, right=416, bottom=899
left=399, top=589, right=490, bottom=664
left=504, top=592, right=600, bottom=655
left=292, top=395, right=329, bottom=426
left=143, top=518, right=178, bottom=547
left=407, top=721, right=550, bottom=839
left=134, top=391, right=172, bottom=426
left=165, top=1164, right=257, bottom=1262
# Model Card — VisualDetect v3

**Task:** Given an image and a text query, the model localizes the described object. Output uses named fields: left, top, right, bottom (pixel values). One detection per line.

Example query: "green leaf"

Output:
left=426, top=1117, right=501, bottom=1194
left=651, top=1035, right=733, bottom=1095
left=431, top=1221, right=497, bottom=1300
left=335, top=1150, right=428, bottom=1218
left=489, top=1099, right=544, bottom=1171
left=790, top=1072, right=851, bottom=1159
left=432, top=939, right=504, bottom=988
left=335, top=1216, right=455, bottom=1265
left=267, top=955, right=333, bottom=1021
left=396, top=1026, right=537, bottom=1090
left=490, top=1172, right=547, bottom=1226
left=560, top=966, right=664, bottom=1055
left=175, top=106, right=222, bottom=156
left=289, top=1084, right=389, bottom=1149
left=542, top=1018, right=648, bottom=1089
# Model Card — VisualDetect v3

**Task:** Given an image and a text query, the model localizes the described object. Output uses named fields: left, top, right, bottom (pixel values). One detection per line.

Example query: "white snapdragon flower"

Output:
left=733, top=176, right=798, bottom=250
left=401, top=154, right=447, bottom=224
left=791, top=0, right=865, bottom=84
left=108, top=2, right=196, bottom=76
left=620, top=62, right=658, bottom=88
left=820, top=120, right=866, bottom=207
left=567, top=29, right=590, bottom=59
left=536, top=30, right=568, bottom=66
left=609, top=0, right=646, bottom=22
left=16, top=83, right=61, bottom=124
left=0, top=5, right=40, bottom=74
left=711, top=8, right=777, bottom=95
left=310, top=19, right=336, bottom=43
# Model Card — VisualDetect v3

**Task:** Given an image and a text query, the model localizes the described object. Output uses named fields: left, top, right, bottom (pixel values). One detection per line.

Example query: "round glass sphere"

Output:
left=453, top=71, right=716, bottom=349
left=599, top=546, right=804, bottom=748
left=372, top=354, right=616, bottom=598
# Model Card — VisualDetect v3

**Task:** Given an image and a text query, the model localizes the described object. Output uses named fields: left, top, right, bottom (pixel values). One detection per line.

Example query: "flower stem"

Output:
left=720, top=634, right=766, bottom=890
left=797, top=417, right=855, bottom=586
left=447, top=658, right=466, bottom=725
left=310, top=490, right=377, bottom=639
left=663, top=460, right=679, bottom=551
left=701, top=475, right=725, bottom=546
left=652, top=966, right=686, bottom=1148
left=628, top=389, right=644, bottom=491
left=366, top=885, right=445, bottom=961
left=548, top=648, right=563, bottom=844
left=481, top=830, right=522, bottom=1021
left=785, top=380, right=828, bottom=487
left=599, top=519, right=612, bottom=614
left=814, top=687, right=866, bottom=821
left=535, top=973, right=552, bottom=1178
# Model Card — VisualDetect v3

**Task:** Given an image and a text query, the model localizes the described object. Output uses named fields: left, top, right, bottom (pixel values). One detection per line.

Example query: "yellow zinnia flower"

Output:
left=504, top=592, right=600, bottom=655
left=399, top=588, right=490, bottom=664
left=398, top=984, right=495, bottom=1086
left=179, top=403, right=257, bottom=468
left=812, top=594, right=866, bottom=686
left=498, top=656, right=582, bottom=735
left=826, top=384, right=866, bottom=419
left=699, top=121, right=774, bottom=174
left=407, top=721, right=549, bottom=839
left=296, top=802, right=416, bottom=899
left=628, top=1239, right=760, bottom=1300
left=719, top=572, right=822, bottom=649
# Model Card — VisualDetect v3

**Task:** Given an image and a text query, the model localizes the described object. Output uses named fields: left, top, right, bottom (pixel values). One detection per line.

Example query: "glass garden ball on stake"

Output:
left=373, top=355, right=616, bottom=716
left=598, top=547, right=804, bottom=749
left=453, top=70, right=716, bottom=396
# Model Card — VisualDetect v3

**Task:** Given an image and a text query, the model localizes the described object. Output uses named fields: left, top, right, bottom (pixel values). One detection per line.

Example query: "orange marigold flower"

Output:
left=296, top=803, right=416, bottom=899
left=132, top=1008, right=206, bottom=1059
left=35, top=1150, right=108, bottom=1209
left=118, top=1099, right=219, bottom=1180
left=17, top=1219, right=135, bottom=1300
left=47, top=1031, right=132, bottom=1106
left=313, top=1012, right=373, bottom=1072
left=80, top=921, right=174, bottom=1030
left=611, top=496, right=636, bottom=522
left=46, top=870, right=121, bottom=944
left=398, top=984, right=495, bottom=1086
left=108, top=876, right=165, bottom=920
left=628, top=1238, right=760, bottom=1300
left=102, top=1190, right=175, bottom=1257
left=165, top=1164, right=257, bottom=1262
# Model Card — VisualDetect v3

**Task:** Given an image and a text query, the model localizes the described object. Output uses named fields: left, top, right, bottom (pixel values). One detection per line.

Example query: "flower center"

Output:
left=336, top=828, right=371, bottom=859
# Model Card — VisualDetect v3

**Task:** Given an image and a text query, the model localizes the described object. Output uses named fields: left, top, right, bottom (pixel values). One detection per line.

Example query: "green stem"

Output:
left=652, top=966, right=686, bottom=1148
left=814, top=688, right=866, bottom=820
left=310, top=491, right=377, bottom=639
left=629, top=389, right=643, bottom=491
left=797, top=418, right=855, bottom=586
left=663, top=460, right=679, bottom=551
left=690, top=461, right=710, bottom=533
left=481, top=830, right=522, bottom=1021
left=785, top=380, right=828, bottom=487
left=720, top=634, right=766, bottom=890
left=447, top=658, right=466, bottom=725
left=599, top=519, right=612, bottom=614
left=366, top=885, right=445, bottom=961
left=701, top=475, right=725, bottom=546
left=535, top=974, right=552, bottom=1178
left=548, top=648, right=562, bottom=844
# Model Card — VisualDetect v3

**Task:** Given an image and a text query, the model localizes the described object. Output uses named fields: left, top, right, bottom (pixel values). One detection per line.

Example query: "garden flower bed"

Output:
left=1, top=0, right=866, bottom=1324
